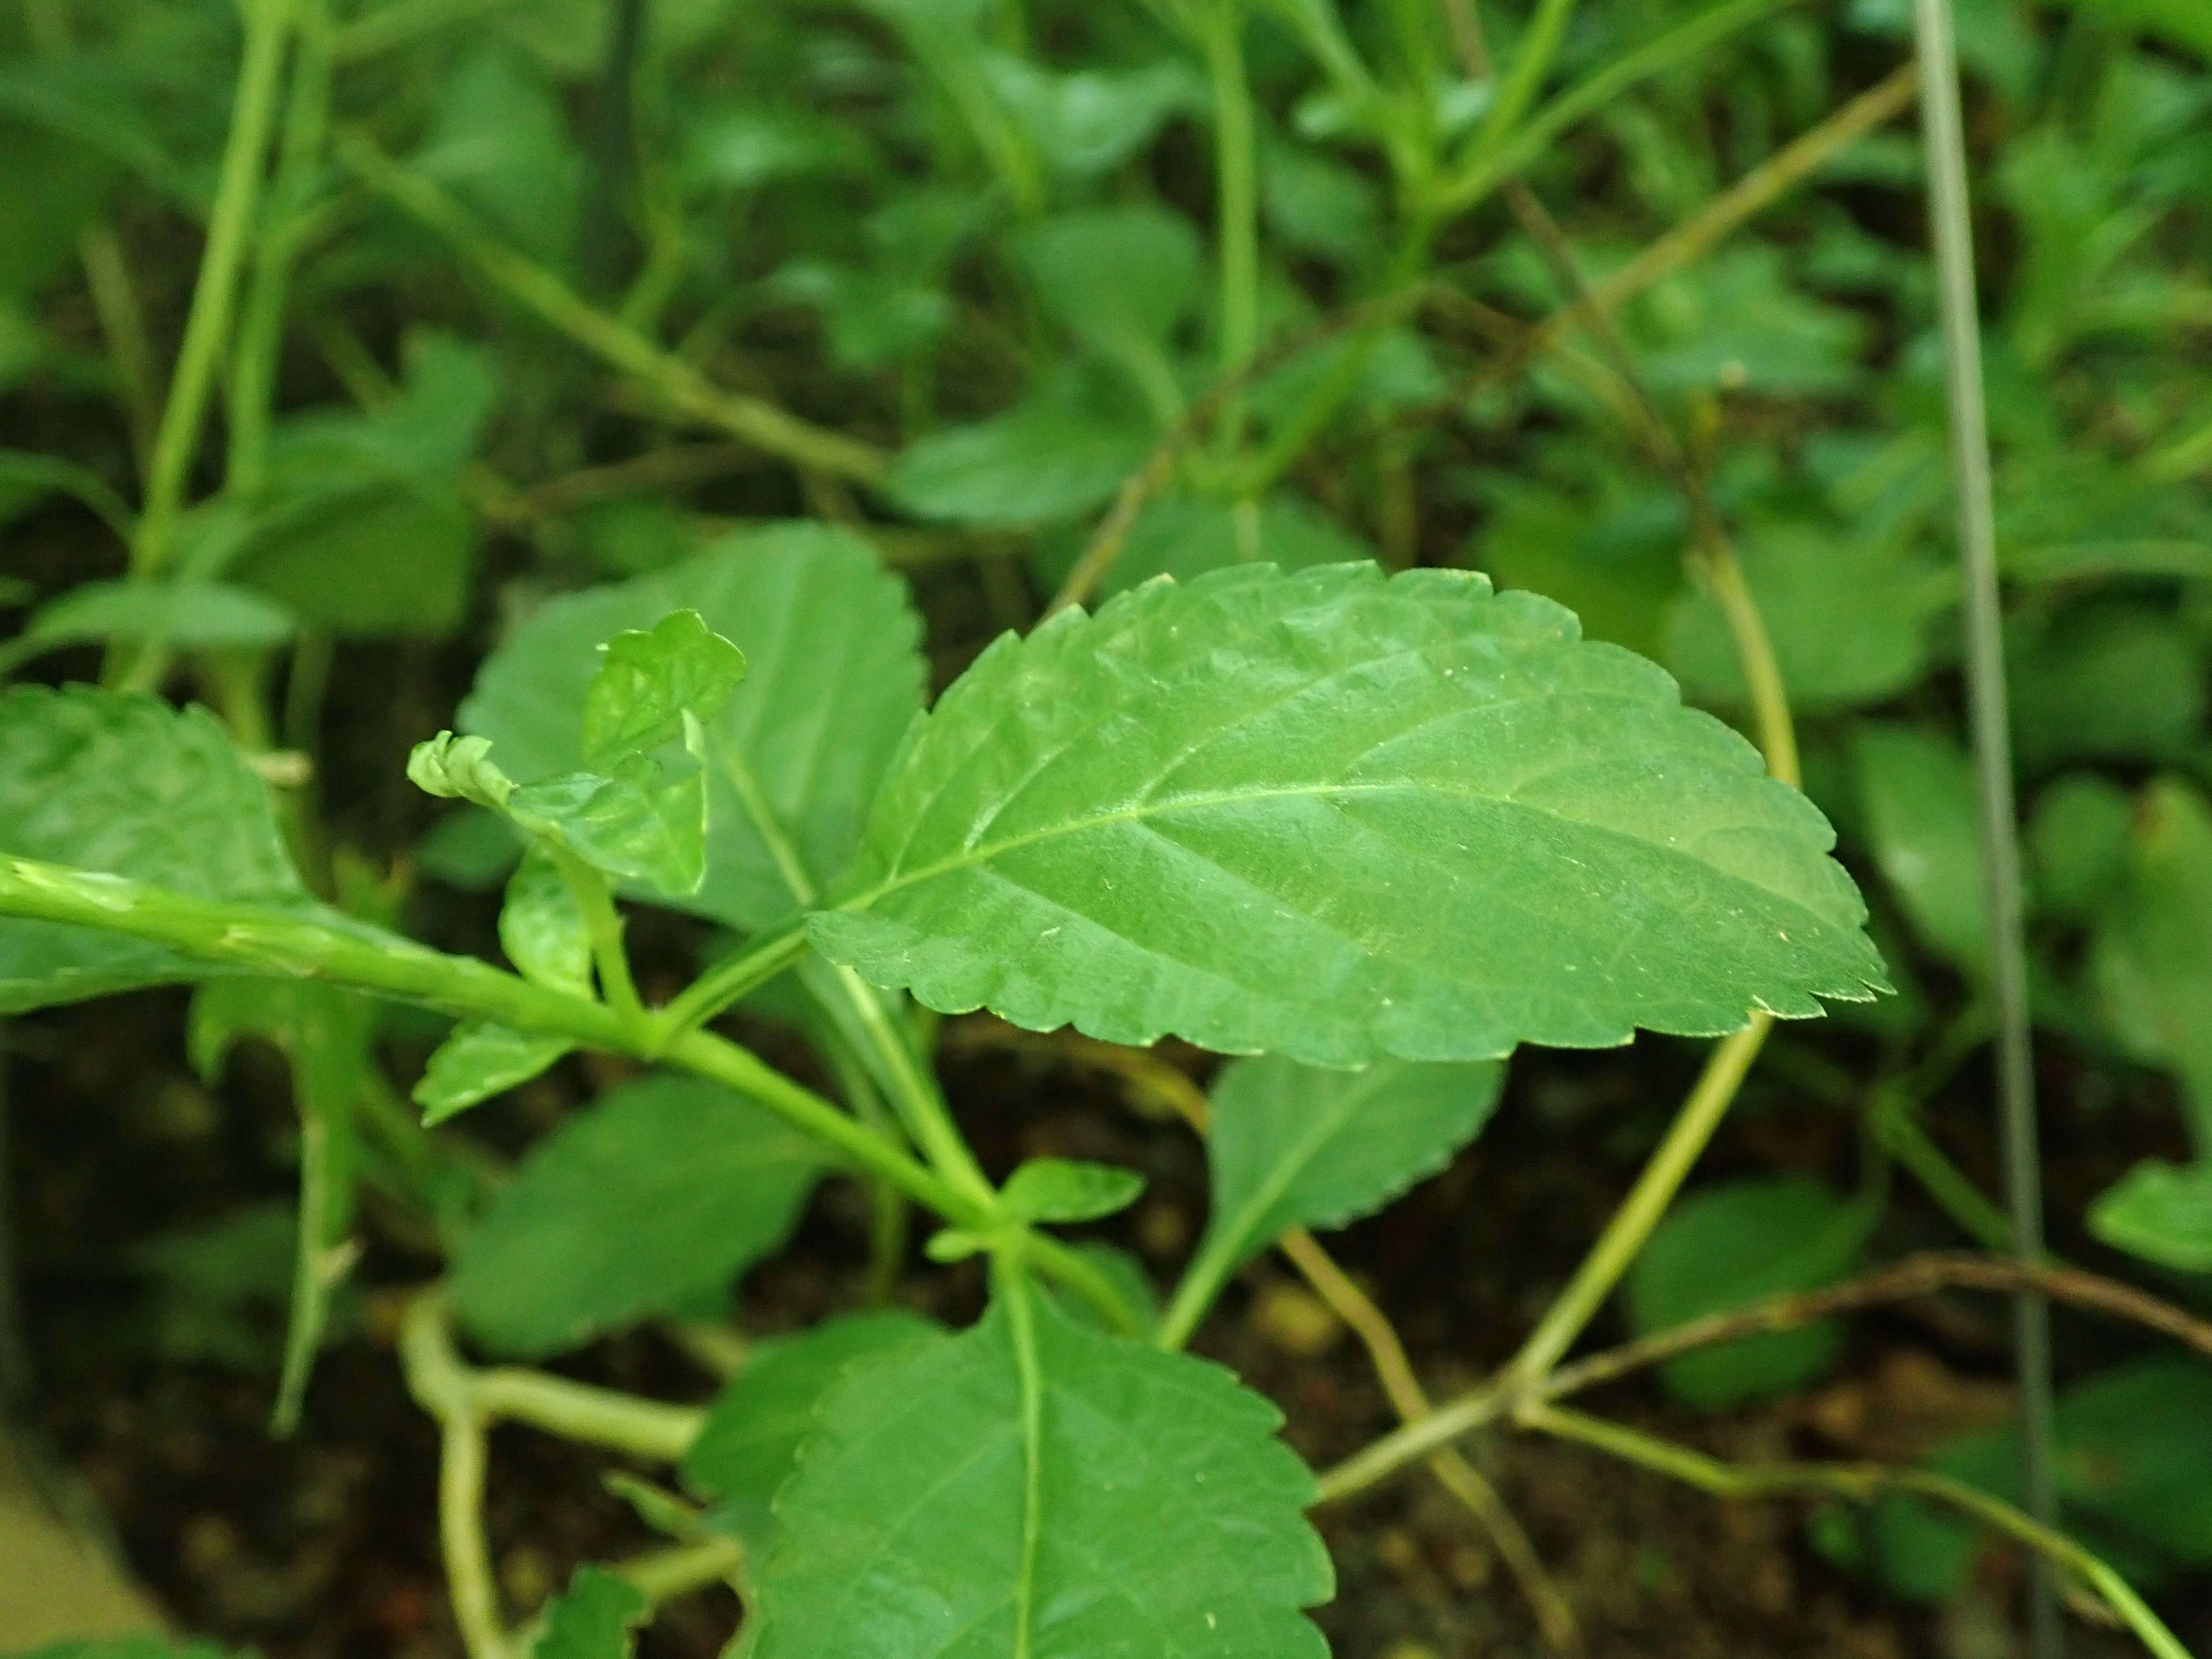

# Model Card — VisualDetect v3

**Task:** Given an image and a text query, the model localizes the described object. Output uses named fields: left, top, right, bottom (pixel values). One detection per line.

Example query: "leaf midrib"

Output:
left=838, top=776, right=1851, bottom=948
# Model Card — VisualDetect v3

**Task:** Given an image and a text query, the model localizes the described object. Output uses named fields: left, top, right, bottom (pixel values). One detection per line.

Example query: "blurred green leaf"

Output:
left=888, top=401, right=1154, bottom=528
left=2027, top=773, right=2133, bottom=922
left=984, top=56, right=1199, bottom=176
left=2090, top=1159, right=2212, bottom=1273
left=451, top=1074, right=825, bottom=1357
left=499, top=846, right=593, bottom=996
left=1851, top=723, right=1986, bottom=973
left=0, top=581, right=294, bottom=675
left=2090, top=778, right=2212, bottom=1141
left=1667, top=521, right=1950, bottom=713
left=2010, top=605, right=2204, bottom=770
left=531, top=1566, right=648, bottom=1659
left=1627, top=1176, right=1874, bottom=1409
left=413, top=1021, right=573, bottom=1124
left=999, top=1158, right=1146, bottom=1224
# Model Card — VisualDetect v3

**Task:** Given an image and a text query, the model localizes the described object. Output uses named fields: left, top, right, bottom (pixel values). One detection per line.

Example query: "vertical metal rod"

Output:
left=1907, top=4, right=2061, bottom=1653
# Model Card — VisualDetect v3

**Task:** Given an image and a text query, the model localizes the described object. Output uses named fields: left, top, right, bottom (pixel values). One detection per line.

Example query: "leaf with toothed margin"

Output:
left=0, top=684, right=310, bottom=1011
left=808, top=562, right=1887, bottom=1067
left=744, top=1286, right=1332, bottom=1656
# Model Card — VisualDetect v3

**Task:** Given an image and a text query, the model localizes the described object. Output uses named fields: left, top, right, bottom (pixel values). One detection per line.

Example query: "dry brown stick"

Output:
left=1548, top=1250, right=2212, bottom=1399
left=946, top=1017, right=1581, bottom=1652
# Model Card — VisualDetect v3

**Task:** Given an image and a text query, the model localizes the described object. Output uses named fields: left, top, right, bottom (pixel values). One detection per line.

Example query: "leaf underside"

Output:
left=747, top=1290, right=1332, bottom=1657
left=812, top=564, right=1887, bottom=1066
left=0, top=685, right=308, bottom=1010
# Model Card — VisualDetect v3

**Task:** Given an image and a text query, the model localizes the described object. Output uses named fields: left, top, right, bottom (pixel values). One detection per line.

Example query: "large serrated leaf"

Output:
left=462, top=526, right=925, bottom=930
left=1198, top=1055, right=1505, bottom=1274
left=811, top=564, right=1886, bottom=1066
left=747, top=1287, right=1331, bottom=1657
left=450, top=1074, right=826, bottom=1357
left=0, top=685, right=307, bottom=1010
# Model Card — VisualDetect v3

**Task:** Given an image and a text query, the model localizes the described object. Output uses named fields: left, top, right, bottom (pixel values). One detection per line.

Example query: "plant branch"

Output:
left=130, top=0, right=300, bottom=580
left=400, top=1293, right=510, bottom=1659
left=335, top=132, right=887, bottom=484
left=1517, top=1405, right=2189, bottom=1659
left=1198, top=2, right=1260, bottom=451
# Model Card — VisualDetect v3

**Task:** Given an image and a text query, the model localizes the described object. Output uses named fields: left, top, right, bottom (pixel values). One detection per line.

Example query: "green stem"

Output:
left=469, top=1368, right=702, bottom=1459
left=655, top=920, right=811, bottom=1040
left=547, top=847, right=649, bottom=1041
left=0, top=857, right=1141, bottom=1330
left=1199, top=2, right=1259, bottom=451
left=1506, top=1015, right=1771, bottom=1386
left=335, top=131, right=887, bottom=484
left=131, top=0, right=300, bottom=581
left=1000, top=1260, right=1047, bottom=1659
left=828, top=963, right=995, bottom=1208
left=1468, top=0, right=1581, bottom=165
left=227, top=0, right=334, bottom=499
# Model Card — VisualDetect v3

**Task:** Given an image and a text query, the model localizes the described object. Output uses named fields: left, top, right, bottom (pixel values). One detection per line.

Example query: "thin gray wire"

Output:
left=1907, top=2, right=2060, bottom=1653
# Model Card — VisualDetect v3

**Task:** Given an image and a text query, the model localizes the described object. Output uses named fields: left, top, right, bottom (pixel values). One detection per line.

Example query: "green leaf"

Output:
left=0, top=580, right=295, bottom=674
left=418, top=805, right=526, bottom=891
left=1626, top=1175, right=1873, bottom=1410
left=414, top=1021, right=574, bottom=1125
left=2027, top=773, right=2133, bottom=922
left=499, top=846, right=593, bottom=995
left=2089, top=1159, right=2212, bottom=1274
left=579, top=608, right=746, bottom=772
left=0, top=447, right=135, bottom=538
left=415, top=611, right=743, bottom=898
left=813, top=565, right=1886, bottom=1066
left=228, top=333, right=498, bottom=637
left=2089, top=779, right=2212, bottom=1142
left=681, top=1310, right=944, bottom=1535
left=0, top=686, right=307, bottom=1011
left=1851, top=723, right=1987, bottom=973
left=983, top=56, right=1198, bottom=178
left=462, top=527, right=925, bottom=929
left=450, top=1074, right=825, bottom=1357
left=1198, top=1056, right=1505, bottom=1272
left=887, top=401, right=1154, bottom=528
left=531, top=1565, right=648, bottom=1659
left=2011, top=604, right=2204, bottom=770
left=1018, top=206, right=1199, bottom=417
left=747, top=1287, right=1332, bottom=1656
left=1667, top=522, right=1950, bottom=713
left=1000, top=1157, right=1146, bottom=1223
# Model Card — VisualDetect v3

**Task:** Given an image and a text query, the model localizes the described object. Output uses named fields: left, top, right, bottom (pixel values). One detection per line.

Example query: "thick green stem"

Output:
left=828, top=964, right=995, bottom=1208
left=546, top=847, right=650, bottom=1042
left=655, top=921, right=811, bottom=1040
left=132, top=0, right=300, bottom=580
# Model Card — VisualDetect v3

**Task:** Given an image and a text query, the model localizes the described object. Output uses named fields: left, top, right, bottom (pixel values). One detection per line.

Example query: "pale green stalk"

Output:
left=1467, top=0, right=1581, bottom=166
left=1912, top=0, right=2058, bottom=1645
left=132, top=0, right=300, bottom=581
left=1199, top=3, right=1260, bottom=450
left=227, top=0, right=335, bottom=500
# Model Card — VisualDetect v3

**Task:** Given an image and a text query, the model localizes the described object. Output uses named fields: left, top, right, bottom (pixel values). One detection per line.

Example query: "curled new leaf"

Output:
left=813, top=564, right=1887, bottom=1066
